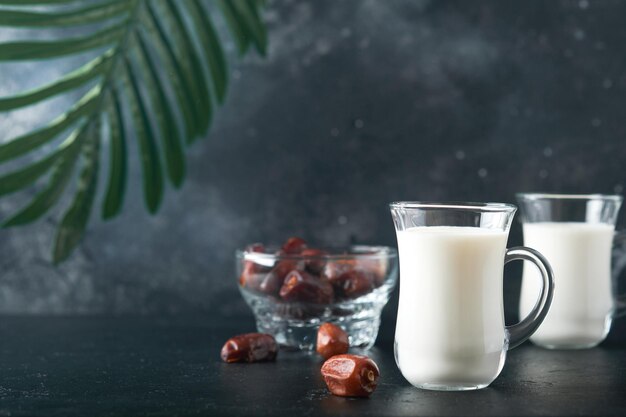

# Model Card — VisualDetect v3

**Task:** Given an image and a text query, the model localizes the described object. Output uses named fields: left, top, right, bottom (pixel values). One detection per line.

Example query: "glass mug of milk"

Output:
left=390, top=202, right=555, bottom=391
left=518, top=193, right=625, bottom=349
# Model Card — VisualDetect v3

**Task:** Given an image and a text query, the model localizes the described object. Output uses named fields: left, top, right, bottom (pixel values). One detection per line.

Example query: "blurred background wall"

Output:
left=1, top=0, right=625, bottom=336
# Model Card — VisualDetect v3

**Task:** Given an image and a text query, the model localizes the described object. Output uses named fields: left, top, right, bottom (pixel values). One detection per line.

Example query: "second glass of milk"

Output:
left=390, top=202, right=555, bottom=391
left=517, top=193, right=625, bottom=349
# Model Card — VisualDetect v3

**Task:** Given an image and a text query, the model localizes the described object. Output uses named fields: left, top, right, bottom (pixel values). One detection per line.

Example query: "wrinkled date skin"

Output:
left=328, top=270, right=375, bottom=299
left=316, top=323, right=349, bottom=359
left=220, top=333, right=278, bottom=363
left=321, top=354, right=380, bottom=397
left=279, top=270, right=334, bottom=304
left=259, top=260, right=300, bottom=295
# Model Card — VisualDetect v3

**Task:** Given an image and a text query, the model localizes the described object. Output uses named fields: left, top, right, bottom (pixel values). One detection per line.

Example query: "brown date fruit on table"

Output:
left=328, top=270, right=375, bottom=299
left=279, top=270, right=334, bottom=304
left=316, top=323, right=349, bottom=359
left=281, top=237, right=308, bottom=254
left=220, top=333, right=278, bottom=363
left=321, top=354, right=380, bottom=397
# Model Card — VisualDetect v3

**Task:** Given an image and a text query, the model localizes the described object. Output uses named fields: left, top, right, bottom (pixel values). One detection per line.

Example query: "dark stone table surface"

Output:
left=0, top=315, right=625, bottom=417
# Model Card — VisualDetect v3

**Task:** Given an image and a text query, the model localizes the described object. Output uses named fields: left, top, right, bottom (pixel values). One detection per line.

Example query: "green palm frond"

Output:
left=0, top=0, right=267, bottom=263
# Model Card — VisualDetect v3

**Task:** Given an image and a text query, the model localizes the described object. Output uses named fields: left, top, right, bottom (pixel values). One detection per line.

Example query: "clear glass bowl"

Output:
left=236, top=245, right=398, bottom=351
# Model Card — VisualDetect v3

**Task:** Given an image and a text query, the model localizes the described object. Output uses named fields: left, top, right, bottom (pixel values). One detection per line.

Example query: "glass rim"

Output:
left=516, top=193, right=623, bottom=202
left=388, top=201, right=517, bottom=212
left=236, top=244, right=397, bottom=261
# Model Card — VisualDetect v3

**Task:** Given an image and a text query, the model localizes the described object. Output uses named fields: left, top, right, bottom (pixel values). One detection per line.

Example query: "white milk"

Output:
left=520, top=222, right=615, bottom=348
left=395, top=226, right=508, bottom=389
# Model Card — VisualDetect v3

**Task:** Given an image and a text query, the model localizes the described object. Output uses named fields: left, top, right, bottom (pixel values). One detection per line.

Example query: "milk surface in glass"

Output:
left=395, top=226, right=509, bottom=388
left=521, top=222, right=615, bottom=348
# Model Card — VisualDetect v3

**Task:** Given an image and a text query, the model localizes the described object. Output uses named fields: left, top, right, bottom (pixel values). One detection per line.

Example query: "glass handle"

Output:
left=612, top=230, right=626, bottom=318
left=505, top=246, right=555, bottom=350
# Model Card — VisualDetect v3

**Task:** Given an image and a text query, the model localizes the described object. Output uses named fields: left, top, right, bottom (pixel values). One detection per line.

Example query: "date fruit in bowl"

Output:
left=328, top=269, right=375, bottom=299
left=281, top=237, right=308, bottom=254
left=236, top=237, right=398, bottom=351
left=259, top=260, right=300, bottom=295
left=301, top=248, right=328, bottom=274
left=238, top=243, right=269, bottom=290
left=279, top=270, right=334, bottom=304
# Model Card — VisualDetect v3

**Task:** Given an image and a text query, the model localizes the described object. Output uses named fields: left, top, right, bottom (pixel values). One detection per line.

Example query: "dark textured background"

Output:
left=1, top=0, right=625, bottom=337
